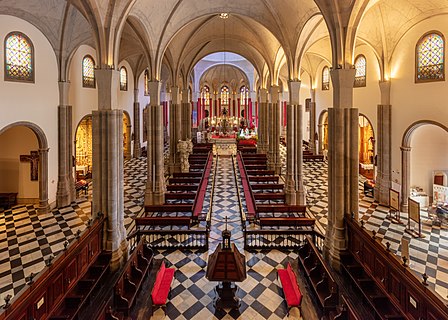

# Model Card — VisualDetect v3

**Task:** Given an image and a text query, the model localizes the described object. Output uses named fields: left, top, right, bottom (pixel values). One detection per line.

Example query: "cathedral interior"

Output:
left=0, top=1, right=448, bottom=319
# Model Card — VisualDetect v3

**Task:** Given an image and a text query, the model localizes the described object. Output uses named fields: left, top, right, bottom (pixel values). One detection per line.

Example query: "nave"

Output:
left=1, top=150, right=448, bottom=319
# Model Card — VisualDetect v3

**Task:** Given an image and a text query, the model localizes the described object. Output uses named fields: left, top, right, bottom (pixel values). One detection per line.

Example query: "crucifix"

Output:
left=20, top=150, right=39, bottom=181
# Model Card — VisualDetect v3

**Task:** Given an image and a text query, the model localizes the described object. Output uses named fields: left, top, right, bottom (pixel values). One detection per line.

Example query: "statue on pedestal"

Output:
left=177, top=139, right=193, bottom=173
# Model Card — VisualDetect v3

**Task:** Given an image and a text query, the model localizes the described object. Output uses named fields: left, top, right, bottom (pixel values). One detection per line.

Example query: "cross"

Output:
left=20, top=151, right=39, bottom=181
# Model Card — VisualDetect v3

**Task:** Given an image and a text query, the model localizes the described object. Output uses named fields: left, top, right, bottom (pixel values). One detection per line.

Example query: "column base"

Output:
left=328, top=237, right=347, bottom=271
left=285, top=192, right=296, bottom=205
left=38, top=201, right=50, bottom=214
left=56, top=179, right=72, bottom=208
left=296, top=190, right=306, bottom=206
left=109, top=238, right=128, bottom=272
left=145, top=191, right=165, bottom=206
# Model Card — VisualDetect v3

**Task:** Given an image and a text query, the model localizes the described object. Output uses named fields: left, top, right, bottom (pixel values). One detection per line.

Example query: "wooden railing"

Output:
left=128, top=229, right=209, bottom=250
left=244, top=229, right=322, bottom=249
left=0, top=213, right=106, bottom=320
left=345, top=216, right=448, bottom=320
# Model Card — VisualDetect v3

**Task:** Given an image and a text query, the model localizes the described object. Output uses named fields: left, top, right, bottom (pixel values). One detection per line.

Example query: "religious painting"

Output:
left=20, top=150, right=39, bottom=181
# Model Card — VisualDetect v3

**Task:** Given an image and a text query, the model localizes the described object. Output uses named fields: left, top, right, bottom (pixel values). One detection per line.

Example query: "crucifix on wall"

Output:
left=20, top=151, right=39, bottom=181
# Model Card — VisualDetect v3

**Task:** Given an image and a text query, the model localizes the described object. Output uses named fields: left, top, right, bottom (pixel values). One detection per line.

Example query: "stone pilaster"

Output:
left=257, top=88, right=269, bottom=154
left=93, top=68, right=127, bottom=271
left=133, top=88, right=141, bottom=158
left=181, top=89, right=191, bottom=140
left=145, top=81, right=166, bottom=206
left=169, top=86, right=182, bottom=173
left=309, top=89, right=317, bottom=154
left=401, top=146, right=411, bottom=212
left=38, top=147, right=50, bottom=214
left=295, top=103, right=306, bottom=205
left=56, top=81, right=74, bottom=208
left=324, top=68, right=356, bottom=268
left=269, top=86, right=281, bottom=174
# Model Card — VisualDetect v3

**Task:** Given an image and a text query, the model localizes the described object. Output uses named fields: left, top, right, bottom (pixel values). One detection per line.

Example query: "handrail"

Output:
left=206, top=153, right=218, bottom=230
left=231, top=154, right=247, bottom=230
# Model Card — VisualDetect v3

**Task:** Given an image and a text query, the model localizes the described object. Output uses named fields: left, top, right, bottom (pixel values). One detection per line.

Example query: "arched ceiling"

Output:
left=200, top=65, right=250, bottom=93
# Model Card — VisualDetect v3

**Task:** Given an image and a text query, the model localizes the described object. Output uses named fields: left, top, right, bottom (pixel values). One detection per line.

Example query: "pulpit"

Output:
left=206, top=224, right=246, bottom=309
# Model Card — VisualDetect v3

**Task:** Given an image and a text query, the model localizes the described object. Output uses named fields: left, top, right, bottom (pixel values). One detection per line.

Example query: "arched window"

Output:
left=240, top=85, right=249, bottom=106
left=416, top=32, right=445, bottom=82
left=82, top=55, right=96, bottom=88
left=322, top=66, right=330, bottom=90
left=144, top=69, right=149, bottom=95
left=4, top=32, right=34, bottom=82
left=201, top=85, right=210, bottom=106
left=221, top=86, right=229, bottom=105
left=120, top=67, right=128, bottom=91
left=354, top=55, right=366, bottom=87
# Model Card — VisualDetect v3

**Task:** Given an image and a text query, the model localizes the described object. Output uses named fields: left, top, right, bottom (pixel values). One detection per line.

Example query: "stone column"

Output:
left=257, top=88, right=269, bottom=154
left=269, top=85, right=281, bottom=174
left=145, top=81, right=166, bottom=205
left=133, top=88, right=141, bottom=158
left=92, top=68, right=127, bottom=270
left=401, top=146, right=411, bottom=212
left=375, top=80, right=392, bottom=205
left=56, top=81, right=74, bottom=208
left=295, top=103, right=306, bottom=204
left=309, top=89, right=317, bottom=154
left=181, top=89, right=191, bottom=140
left=324, top=68, right=357, bottom=268
left=285, top=81, right=299, bottom=205
left=169, top=86, right=182, bottom=173
left=318, top=124, right=323, bottom=155
left=38, top=147, right=50, bottom=214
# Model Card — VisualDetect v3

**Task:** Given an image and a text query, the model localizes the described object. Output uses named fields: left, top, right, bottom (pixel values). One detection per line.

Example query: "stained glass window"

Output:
left=221, top=86, right=229, bottom=105
left=120, top=67, right=127, bottom=91
left=416, top=32, right=445, bottom=82
left=144, top=69, right=149, bottom=95
left=201, top=85, right=210, bottom=106
left=322, top=66, right=330, bottom=90
left=82, top=55, right=95, bottom=88
left=240, top=86, right=249, bottom=106
left=5, top=32, right=34, bottom=82
left=354, top=55, right=366, bottom=87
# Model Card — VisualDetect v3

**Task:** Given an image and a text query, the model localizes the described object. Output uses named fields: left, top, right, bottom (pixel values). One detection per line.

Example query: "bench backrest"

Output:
left=286, top=263, right=301, bottom=297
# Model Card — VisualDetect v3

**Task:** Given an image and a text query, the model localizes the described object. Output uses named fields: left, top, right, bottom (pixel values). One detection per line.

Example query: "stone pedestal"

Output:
left=214, top=282, right=240, bottom=310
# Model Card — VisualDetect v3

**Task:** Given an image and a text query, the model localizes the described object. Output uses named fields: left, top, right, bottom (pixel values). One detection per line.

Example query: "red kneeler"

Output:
left=277, top=262, right=303, bottom=314
left=151, top=260, right=175, bottom=314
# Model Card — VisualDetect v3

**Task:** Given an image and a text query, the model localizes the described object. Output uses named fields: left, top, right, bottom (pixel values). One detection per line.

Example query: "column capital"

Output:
left=379, top=80, right=391, bottom=105
left=95, top=68, right=120, bottom=110
left=148, top=81, right=162, bottom=105
left=58, top=81, right=71, bottom=106
left=330, top=68, right=355, bottom=109
left=288, top=81, right=301, bottom=105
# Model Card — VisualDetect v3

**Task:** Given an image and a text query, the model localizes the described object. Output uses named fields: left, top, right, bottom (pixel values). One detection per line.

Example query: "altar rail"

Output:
left=0, top=213, right=106, bottom=320
left=345, top=216, right=448, bottom=320
left=127, top=229, right=209, bottom=250
left=244, top=229, right=325, bottom=250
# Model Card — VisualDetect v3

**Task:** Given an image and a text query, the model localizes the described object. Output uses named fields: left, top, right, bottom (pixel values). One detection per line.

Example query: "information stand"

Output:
left=405, top=198, right=424, bottom=238
left=387, top=189, right=403, bottom=224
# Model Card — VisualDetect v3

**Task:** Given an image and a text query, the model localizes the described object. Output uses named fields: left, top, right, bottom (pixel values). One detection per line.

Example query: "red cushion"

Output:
left=152, top=262, right=175, bottom=305
left=278, top=263, right=302, bottom=307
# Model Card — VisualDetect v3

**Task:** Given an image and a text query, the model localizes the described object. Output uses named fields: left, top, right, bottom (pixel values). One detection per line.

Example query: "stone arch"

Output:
left=123, top=110, right=132, bottom=160
left=317, top=109, right=328, bottom=155
left=358, top=113, right=375, bottom=169
left=74, top=114, right=93, bottom=182
left=400, top=120, right=448, bottom=211
left=0, top=121, right=49, bottom=213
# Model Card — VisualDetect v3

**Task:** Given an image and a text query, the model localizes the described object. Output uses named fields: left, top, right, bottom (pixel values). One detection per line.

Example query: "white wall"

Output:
left=137, top=70, right=150, bottom=149
left=0, top=15, right=59, bottom=204
left=390, top=16, right=448, bottom=185
left=300, top=74, right=312, bottom=141
left=315, top=60, right=333, bottom=126
left=118, top=61, right=135, bottom=153
left=410, top=125, right=448, bottom=194
left=0, top=127, right=39, bottom=199
left=69, top=45, right=98, bottom=134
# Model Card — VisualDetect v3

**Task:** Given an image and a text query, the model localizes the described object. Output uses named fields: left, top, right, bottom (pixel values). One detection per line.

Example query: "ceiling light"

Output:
left=219, top=13, right=229, bottom=19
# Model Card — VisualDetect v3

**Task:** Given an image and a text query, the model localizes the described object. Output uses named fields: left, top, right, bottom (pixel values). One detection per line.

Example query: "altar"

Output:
left=210, top=134, right=237, bottom=156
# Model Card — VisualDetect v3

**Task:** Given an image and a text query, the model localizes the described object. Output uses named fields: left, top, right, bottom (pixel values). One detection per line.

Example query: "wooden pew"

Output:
left=172, top=172, right=202, bottom=178
left=236, top=153, right=256, bottom=219
left=115, top=239, right=154, bottom=315
left=254, top=193, right=286, bottom=202
left=243, top=159, right=268, bottom=165
left=165, top=193, right=196, bottom=200
left=298, top=236, right=338, bottom=314
left=251, top=183, right=284, bottom=191
left=249, top=176, right=279, bottom=183
left=168, top=177, right=201, bottom=184
left=256, top=204, right=306, bottom=215
left=166, top=184, right=198, bottom=192
left=145, top=204, right=193, bottom=213
left=135, top=217, right=191, bottom=227
left=242, top=154, right=267, bottom=159
left=259, top=217, right=315, bottom=229
left=303, top=154, right=325, bottom=162
left=245, top=164, right=268, bottom=171
left=247, top=170, right=275, bottom=176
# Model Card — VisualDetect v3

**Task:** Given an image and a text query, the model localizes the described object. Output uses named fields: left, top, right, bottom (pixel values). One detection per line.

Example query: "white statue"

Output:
left=177, top=139, right=193, bottom=173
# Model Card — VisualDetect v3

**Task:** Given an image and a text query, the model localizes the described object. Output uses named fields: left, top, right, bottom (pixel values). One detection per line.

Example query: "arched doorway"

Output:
left=318, top=110, right=328, bottom=155
left=0, top=122, right=49, bottom=213
left=75, top=115, right=93, bottom=182
left=401, top=120, right=448, bottom=211
left=358, top=114, right=375, bottom=179
left=123, top=111, right=132, bottom=160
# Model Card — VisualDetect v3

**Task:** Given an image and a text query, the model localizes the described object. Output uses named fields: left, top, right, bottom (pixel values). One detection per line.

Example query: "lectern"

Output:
left=206, top=223, right=246, bottom=309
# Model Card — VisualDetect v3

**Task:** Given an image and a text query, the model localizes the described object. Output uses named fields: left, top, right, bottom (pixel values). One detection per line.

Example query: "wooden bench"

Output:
left=277, top=262, right=302, bottom=315
left=247, top=170, right=275, bottom=176
left=49, top=253, right=111, bottom=320
left=259, top=217, right=315, bottom=229
left=251, top=183, right=284, bottom=191
left=165, top=192, right=196, bottom=201
left=249, top=176, right=279, bottom=183
left=298, top=236, right=338, bottom=314
left=256, top=204, right=306, bottom=215
left=151, top=260, right=176, bottom=314
left=245, top=164, right=268, bottom=171
left=243, top=159, right=268, bottom=165
left=0, top=192, right=17, bottom=209
left=115, top=239, right=154, bottom=315
left=342, top=254, right=405, bottom=320
left=168, top=177, right=201, bottom=184
left=172, top=172, right=202, bottom=178
left=166, top=184, right=198, bottom=192
left=145, top=204, right=193, bottom=213
left=329, top=294, right=363, bottom=320
left=75, top=180, right=88, bottom=195
left=254, top=192, right=286, bottom=202
left=303, top=154, right=325, bottom=162
left=237, top=153, right=256, bottom=219
left=135, top=217, right=191, bottom=227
